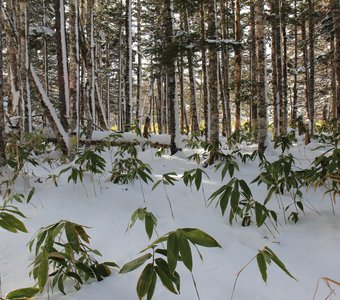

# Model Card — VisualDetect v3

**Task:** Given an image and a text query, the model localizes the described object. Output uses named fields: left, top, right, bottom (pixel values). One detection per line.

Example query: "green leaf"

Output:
left=194, top=169, right=202, bottom=191
left=137, top=264, right=154, bottom=299
left=38, top=249, right=49, bottom=289
left=155, top=266, right=178, bottom=294
left=74, top=225, right=90, bottom=244
left=167, top=232, right=178, bottom=274
left=65, top=222, right=80, bottom=253
left=239, top=180, right=252, bottom=198
left=0, top=213, right=27, bottom=233
left=66, top=271, right=83, bottom=284
left=6, top=287, right=41, bottom=299
left=145, top=214, right=154, bottom=239
left=256, top=252, right=267, bottom=282
left=176, top=230, right=192, bottom=272
left=120, top=253, right=152, bottom=274
left=255, top=202, right=265, bottom=227
left=264, top=247, right=297, bottom=280
left=58, top=274, right=66, bottom=295
left=147, top=270, right=157, bottom=300
left=182, top=228, right=221, bottom=248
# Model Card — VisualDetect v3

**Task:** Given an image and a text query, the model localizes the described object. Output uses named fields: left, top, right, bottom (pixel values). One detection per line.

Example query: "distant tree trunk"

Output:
left=331, top=0, right=340, bottom=127
left=69, top=0, right=79, bottom=157
left=136, top=0, right=142, bottom=126
left=280, top=0, right=288, bottom=134
left=124, top=0, right=133, bottom=131
left=331, top=32, right=337, bottom=120
left=5, top=0, right=19, bottom=116
left=200, top=1, right=209, bottom=140
left=250, top=2, right=257, bottom=136
left=207, top=0, right=219, bottom=164
left=291, top=0, right=298, bottom=125
left=221, top=0, right=232, bottom=139
left=301, top=13, right=310, bottom=142
left=19, top=0, right=31, bottom=134
left=307, top=0, right=315, bottom=137
left=55, top=0, right=68, bottom=130
left=183, top=7, right=199, bottom=134
left=256, top=0, right=267, bottom=154
left=234, top=0, right=242, bottom=131
left=163, top=0, right=179, bottom=155
left=0, top=0, right=5, bottom=167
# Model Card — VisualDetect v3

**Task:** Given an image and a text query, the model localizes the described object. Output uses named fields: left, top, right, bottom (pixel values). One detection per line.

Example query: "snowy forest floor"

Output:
left=0, top=138, right=339, bottom=300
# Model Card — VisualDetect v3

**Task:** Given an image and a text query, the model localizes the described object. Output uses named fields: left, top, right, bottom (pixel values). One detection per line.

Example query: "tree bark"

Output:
left=0, top=0, right=5, bottom=167
left=207, top=0, right=219, bottom=163
left=234, top=0, right=242, bottom=131
left=256, top=0, right=267, bottom=155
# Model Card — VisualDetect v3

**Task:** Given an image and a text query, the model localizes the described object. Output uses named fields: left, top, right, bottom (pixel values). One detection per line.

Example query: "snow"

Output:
left=29, top=26, right=55, bottom=37
left=0, top=141, right=339, bottom=300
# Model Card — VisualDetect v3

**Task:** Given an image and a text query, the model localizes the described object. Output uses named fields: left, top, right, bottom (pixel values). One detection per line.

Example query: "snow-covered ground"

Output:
left=0, top=140, right=339, bottom=300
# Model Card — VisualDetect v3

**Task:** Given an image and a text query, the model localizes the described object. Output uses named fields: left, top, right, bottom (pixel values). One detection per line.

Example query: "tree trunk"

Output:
left=280, top=0, right=288, bottom=134
left=69, top=0, right=79, bottom=157
left=55, top=0, right=69, bottom=130
left=183, top=7, right=199, bottom=134
left=307, top=0, right=315, bottom=137
left=331, top=0, right=340, bottom=128
left=234, top=0, right=242, bottom=131
left=221, top=0, right=232, bottom=139
left=124, top=0, right=133, bottom=131
left=291, top=0, right=298, bottom=125
left=0, top=0, right=5, bottom=167
left=256, top=0, right=267, bottom=155
left=19, top=0, right=31, bottom=134
left=163, top=0, right=179, bottom=155
left=200, top=1, right=209, bottom=140
left=250, top=2, right=257, bottom=137
left=207, top=0, right=219, bottom=164
left=136, top=0, right=142, bottom=126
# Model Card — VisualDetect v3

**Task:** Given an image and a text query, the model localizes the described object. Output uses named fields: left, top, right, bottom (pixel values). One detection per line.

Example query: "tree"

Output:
left=163, top=0, right=180, bottom=155
left=255, top=0, right=267, bottom=154
left=0, top=0, right=5, bottom=167
left=207, top=0, right=219, bottom=163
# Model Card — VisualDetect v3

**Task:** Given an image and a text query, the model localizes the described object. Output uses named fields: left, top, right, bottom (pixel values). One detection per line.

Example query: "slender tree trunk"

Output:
left=163, top=0, right=179, bottom=154
left=280, top=0, right=288, bottom=134
left=256, top=0, right=267, bottom=154
left=136, top=0, right=142, bottom=126
left=0, top=0, right=5, bottom=167
left=331, top=32, right=337, bottom=120
left=270, top=0, right=280, bottom=138
left=207, top=0, right=219, bottom=164
left=19, top=0, right=31, bottom=134
left=69, top=0, right=79, bottom=157
left=292, top=0, right=298, bottom=125
left=307, top=0, right=315, bottom=137
left=184, top=7, right=199, bottom=134
left=55, top=0, right=68, bottom=130
left=200, top=1, right=209, bottom=140
left=221, top=0, right=232, bottom=139
left=5, top=0, right=19, bottom=116
left=124, top=0, right=133, bottom=131
left=250, top=2, right=257, bottom=137
left=234, top=0, right=242, bottom=131
left=331, top=0, right=340, bottom=128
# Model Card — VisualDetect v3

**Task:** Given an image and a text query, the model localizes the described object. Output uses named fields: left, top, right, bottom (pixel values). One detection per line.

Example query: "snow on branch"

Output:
left=30, top=65, right=69, bottom=151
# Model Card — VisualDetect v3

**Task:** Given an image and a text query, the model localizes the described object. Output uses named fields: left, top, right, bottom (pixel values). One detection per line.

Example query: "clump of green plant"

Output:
left=28, top=220, right=118, bottom=295
left=5, top=132, right=45, bottom=179
left=252, top=154, right=304, bottom=223
left=231, top=246, right=296, bottom=299
left=0, top=204, right=28, bottom=233
left=273, top=131, right=297, bottom=153
left=300, top=148, right=339, bottom=210
left=123, top=207, right=221, bottom=299
left=209, top=178, right=277, bottom=229
left=121, top=228, right=221, bottom=300
left=127, top=207, right=158, bottom=239
left=110, top=142, right=153, bottom=185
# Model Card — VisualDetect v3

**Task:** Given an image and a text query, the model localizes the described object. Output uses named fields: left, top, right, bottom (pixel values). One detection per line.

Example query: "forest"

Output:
left=0, top=0, right=339, bottom=300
